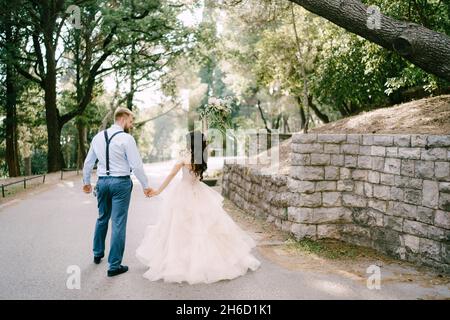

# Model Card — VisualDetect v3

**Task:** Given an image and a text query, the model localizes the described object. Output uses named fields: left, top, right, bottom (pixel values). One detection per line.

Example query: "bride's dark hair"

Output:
left=186, top=130, right=208, bottom=181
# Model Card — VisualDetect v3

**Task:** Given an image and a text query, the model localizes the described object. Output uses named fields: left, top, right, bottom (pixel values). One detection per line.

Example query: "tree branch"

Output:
left=135, top=104, right=181, bottom=127
left=289, top=0, right=450, bottom=81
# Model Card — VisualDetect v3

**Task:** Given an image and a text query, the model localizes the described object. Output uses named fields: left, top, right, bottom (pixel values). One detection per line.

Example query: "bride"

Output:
left=135, top=131, right=261, bottom=284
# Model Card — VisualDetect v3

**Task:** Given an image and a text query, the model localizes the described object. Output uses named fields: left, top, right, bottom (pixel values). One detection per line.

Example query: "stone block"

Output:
left=292, top=143, right=323, bottom=154
left=312, top=207, right=353, bottom=224
left=287, top=179, right=315, bottom=193
left=291, top=166, right=324, bottom=181
left=421, top=148, right=447, bottom=161
left=292, top=133, right=317, bottom=144
left=373, top=184, right=391, bottom=200
left=422, top=180, right=439, bottom=209
left=359, top=146, right=372, bottom=156
left=322, top=192, right=342, bottom=207
left=439, top=193, right=450, bottom=211
left=317, top=134, right=346, bottom=143
left=325, top=166, right=340, bottom=180
left=371, top=146, right=386, bottom=157
left=323, top=144, right=340, bottom=154
left=390, top=187, right=404, bottom=201
left=434, top=210, right=450, bottom=230
left=310, top=153, right=331, bottom=165
left=298, top=193, right=322, bottom=207
left=403, top=234, right=420, bottom=254
left=393, top=135, right=411, bottom=147
left=364, top=182, right=373, bottom=197
left=416, top=206, right=434, bottom=225
left=403, top=219, right=428, bottom=237
left=368, top=171, right=380, bottom=184
left=384, top=158, right=401, bottom=175
left=398, top=147, right=421, bottom=159
left=337, top=180, right=354, bottom=192
left=346, top=134, right=361, bottom=144
left=340, top=167, right=352, bottom=179
left=386, top=147, right=398, bottom=157
left=373, top=135, right=394, bottom=146
left=403, top=188, right=422, bottom=206
left=331, top=154, right=344, bottom=166
left=439, top=182, right=450, bottom=192
left=362, top=135, right=374, bottom=145
left=401, top=159, right=415, bottom=177
left=386, top=201, right=417, bottom=219
left=419, top=238, right=442, bottom=262
left=372, top=157, right=385, bottom=171
left=317, top=224, right=342, bottom=239
left=291, top=223, right=317, bottom=240
left=315, top=181, right=337, bottom=192
left=384, top=215, right=403, bottom=232
left=342, top=193, right=367, bottom=207
left=291, top=153, right=311, bottom=166
left=411, top=135, right=427, bottom=147
left=380, top=173, right=395, bottom=186
left=394, top=175, right=423, bottom=189
left=415, top=160, right=435, bottom=179
left=352, top=169, right=368, bottom=181
left=435, top=162, right=450, bottom=180
left=342, top=144, right=359, bottom=155
left=352, top=208, right=384, bottom=227
left=427, top=135, right=450, bottom=147
left=344, top=155, right=357, bottom=168
left=368, top=199, right=387, bottom=212
left=357, top=156, right=372, bottom=169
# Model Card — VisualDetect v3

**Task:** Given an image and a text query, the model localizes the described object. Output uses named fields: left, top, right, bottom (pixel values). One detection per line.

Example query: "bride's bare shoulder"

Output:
left=177, top=150, right=191, bottom=167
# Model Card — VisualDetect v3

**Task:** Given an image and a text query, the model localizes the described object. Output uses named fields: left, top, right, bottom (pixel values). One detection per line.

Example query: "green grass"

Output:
left=285, top=237, right=376, bottom=260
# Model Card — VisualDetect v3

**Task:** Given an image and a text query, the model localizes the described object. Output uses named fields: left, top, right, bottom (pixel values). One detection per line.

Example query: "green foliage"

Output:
left=225, top=0, right=450, bottom=121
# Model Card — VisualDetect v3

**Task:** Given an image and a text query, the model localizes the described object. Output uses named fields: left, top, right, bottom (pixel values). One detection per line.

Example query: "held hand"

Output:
left=83, top=184, right=92, bottom=194
left=144, top=188, right=155, bottom=197
left=149, top=189, right=161, bottom=197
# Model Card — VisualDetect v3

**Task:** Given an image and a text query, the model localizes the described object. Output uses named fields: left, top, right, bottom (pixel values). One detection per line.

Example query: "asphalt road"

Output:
left=0, top=161, right=449, bottom=300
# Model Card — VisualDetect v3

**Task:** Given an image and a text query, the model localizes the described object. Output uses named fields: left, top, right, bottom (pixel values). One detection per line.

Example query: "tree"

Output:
left=11, top=0, right=191, bottom=172
left=288, top=0, right=450, bottom=81
left=0, top=0, right=30, bottom=177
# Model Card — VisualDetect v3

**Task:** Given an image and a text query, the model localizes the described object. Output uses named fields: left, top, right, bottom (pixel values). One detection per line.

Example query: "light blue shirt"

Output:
left=83, top=124, right=149, bottom=189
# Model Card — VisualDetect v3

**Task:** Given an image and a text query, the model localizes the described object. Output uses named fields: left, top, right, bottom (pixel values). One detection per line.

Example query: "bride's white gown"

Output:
left=136, top=162, right=261, bottom=284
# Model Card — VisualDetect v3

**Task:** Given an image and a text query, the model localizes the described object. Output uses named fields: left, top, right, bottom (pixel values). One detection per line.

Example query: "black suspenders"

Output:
left=104, top=130, right=125, bottom=176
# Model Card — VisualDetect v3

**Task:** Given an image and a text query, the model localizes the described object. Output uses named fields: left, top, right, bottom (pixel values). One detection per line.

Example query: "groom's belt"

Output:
left=98, top=175, right=130, bottom=179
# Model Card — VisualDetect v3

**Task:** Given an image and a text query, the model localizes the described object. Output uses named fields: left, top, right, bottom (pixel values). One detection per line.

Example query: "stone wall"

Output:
left=222, top=165, right=291, bottom=231
left=222, top=134, right=450, bottom=273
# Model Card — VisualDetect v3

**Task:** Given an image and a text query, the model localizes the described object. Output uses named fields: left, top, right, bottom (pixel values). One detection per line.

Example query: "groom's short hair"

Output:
left=114, top=107, right=134, bottom=120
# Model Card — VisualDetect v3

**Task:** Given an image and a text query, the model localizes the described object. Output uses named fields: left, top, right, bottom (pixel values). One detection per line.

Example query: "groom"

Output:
left=82, top=107, right=153, bottom=277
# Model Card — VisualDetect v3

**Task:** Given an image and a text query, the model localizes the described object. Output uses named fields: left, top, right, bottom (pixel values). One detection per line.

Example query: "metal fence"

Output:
left=1, top=169, right=79, bottom=198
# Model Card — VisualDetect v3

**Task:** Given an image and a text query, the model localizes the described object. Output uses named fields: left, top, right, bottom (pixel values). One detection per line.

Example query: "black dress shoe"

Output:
left=94, top=255, right=104, bottom=264
left=107, top=265, right=129, bottom=277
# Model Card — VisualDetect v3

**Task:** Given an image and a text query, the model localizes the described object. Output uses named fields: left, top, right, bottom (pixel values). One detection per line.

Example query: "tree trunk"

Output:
left=291, top=3, right=311, bottom=133
left=76, top=121, right=87, bottom=170
left=24, top=156, right=32, bottom=176
left=127, top=42, right=136, bottom=111
left=4, top=21, right=21, bottom=177
left=282, top=113, right=290, bottom=133
left=296, top=97, right=306, bottom=129
left=257, top=100, right=271, bottom=133
left=37, top=2, right=65, bottom=172
left=44, top=58, right=64, bottom=172
left=308, top=96, right=330, bottom=123
left=289, top=0, right=450, bottom=81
